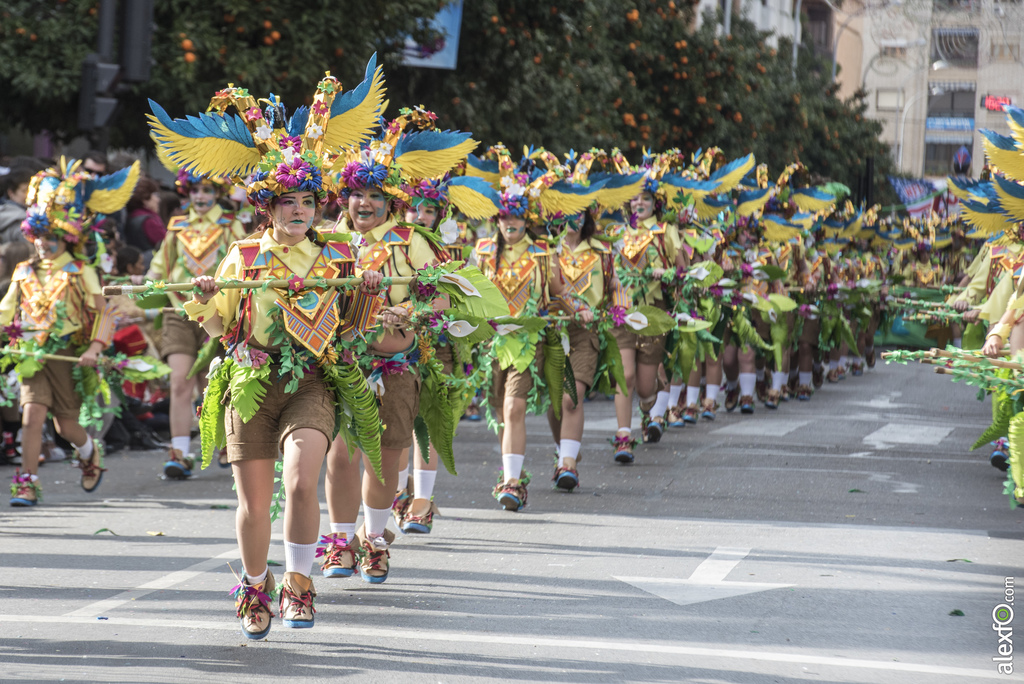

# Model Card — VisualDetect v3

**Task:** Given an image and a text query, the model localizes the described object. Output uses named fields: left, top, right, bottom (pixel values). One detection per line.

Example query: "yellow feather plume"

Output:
left=321, top=63, right=386, bottom=154
left=448, top=184, right=501, bottom=220
left=595, top=176, right=644, bottom=209
left=395, top=138, right=479, bottom=180
left=147, top=113, right=263, bottom=178
left=539, top=187, right=598, bottom=216
left=86, top=160, right=141, bottom=214
left=983, top=138, right=1024, bottom=181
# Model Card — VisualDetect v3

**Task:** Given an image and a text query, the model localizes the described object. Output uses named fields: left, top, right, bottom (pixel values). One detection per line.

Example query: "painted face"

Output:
left=497, top=216, right=527, bottom=244
left=404, top=203, right=439, bottom=229
left=189, top=183, right=219, bottom=214
left=33, top=236, right=64, bottom=260
left=630, top=192, right=655, bottom=221
left=348, top=188, right=388, bottom=233
left=270, top=192, right=317, bottom=243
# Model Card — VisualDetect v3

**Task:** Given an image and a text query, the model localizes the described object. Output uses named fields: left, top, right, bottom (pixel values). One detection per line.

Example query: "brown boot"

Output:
left=280, top=572, right=316, bottom=628
left=233, top=570, right=276, bottom=640
left=355, top=525, right=396, bottom=584
left=78, top=440, right=106, bottom=492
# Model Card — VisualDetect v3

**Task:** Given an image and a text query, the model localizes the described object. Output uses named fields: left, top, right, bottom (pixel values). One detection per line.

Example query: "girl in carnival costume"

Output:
left=322, top=108, right=506, bottom=579
left=150, top=56, right=389, bottom=637
left=139, top=155, right=245, bottom=479
left=2, top=158, right=140, bottom=505
left=465, top=144, right=598, bottom=510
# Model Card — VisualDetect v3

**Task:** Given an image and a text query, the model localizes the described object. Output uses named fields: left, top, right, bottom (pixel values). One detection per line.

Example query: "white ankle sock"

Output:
left=284, top=541, right=318, bottom=577
left=413, top=469, right=437, bottom=500
left=705, top=384, right=720, bottom=403
left=685, top=386, right=701, bottom=406
left=668, top=384, right=683, bottom=406
left=397, top=467, right=409, bottom=491
left=77, top=436, right=94, bottom=460
left=502, top=453, right=525, bottom=482
left=329, top=522, right=357, bottom=539
left=171, top=436, right=191, bottom=457
left=28, top=473, right=39, bottom=482
left=755, top=368, right=765, bottom=382
left=772, top=371, right=787, bottom=391
left=725, top=379, right=738, bottom=391
left=558, top=439, right=581, bottom=467
left=247, top=567, right=268, bottom=585
left=739, top=373, right=756, bottom=396
left=839, top=355, right=848, bottom=368
left=829, top=360, right=839, bottom=370
left=363, top=504, right=392, bottom=538
left=799, top=371, right=812, bottom=386
left=953, top=337, right=962, bottom=348
left=651, top=391, right=670, bottom=417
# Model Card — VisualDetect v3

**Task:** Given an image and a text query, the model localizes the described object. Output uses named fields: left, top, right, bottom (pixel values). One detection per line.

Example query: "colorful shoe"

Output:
left=401, top=499, right=440, bottom=534
left=553, top=464, right=579, bottom=492
left=991, top=438, right=1010, bottom=472
left=764, top=389, right=781, bottom=409
left=163, top=447, right=193, bottom=480
left=218, top=447, right=231, bottom=468
left=279, top=572, right=316, bottom=628
left=851, top=362, right=864, bottom=377
left=10, top=470, right=40, bottom=507
left=355, top=526, right=395, bottom=583
left=739, top=395, right=755, bottom=414
left=232, top=570, right=276, bottom=640
left=796, top=385, right=812, bottom=401
left=724, top=386, right=740, bottom=412
left=492, top=472, right=530, bottom=511
left=392, top=487, right=412, bottom=528
left=700, top=399, right=717, bottom=421
left=826, top=368, right=841, bottom=384
left=812, top=366, right=824, bottom=389
left=78, top=441, right=105, bottom=492
left=643, top=414, right=665, bottom=443
left=666, top=406, right=686, bottom=428
left=610, top=434, right=637, bottom=464
left=1, top=431, right=17, bottom=466
left=755, top=378, right=767, bottom=403
left=317, top=533, right=355, bottom=578
left=837, top=365, right=847, bottom=381
left=781, top=386, right=791, bottom=402
left=682, top=404, right=699, bottom=424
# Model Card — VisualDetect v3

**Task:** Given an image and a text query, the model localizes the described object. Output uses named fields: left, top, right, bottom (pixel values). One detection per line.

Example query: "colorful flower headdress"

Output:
left=148, top=54, right=387, bottom=210
left=21, top=157, right=141, bottom=243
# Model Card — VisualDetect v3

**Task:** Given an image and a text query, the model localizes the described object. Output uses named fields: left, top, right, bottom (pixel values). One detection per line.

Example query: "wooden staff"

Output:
left=1, top=348, right=84, bottom=364
left=933, top=366, right=1024, bottom=389
left=103, top=276, right=416, bottom=297
left=926, top=348, right=1023, bottom=371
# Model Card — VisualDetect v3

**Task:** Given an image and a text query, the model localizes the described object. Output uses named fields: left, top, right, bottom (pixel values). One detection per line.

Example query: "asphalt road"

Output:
left=1, top=360, right=1021, bottom=683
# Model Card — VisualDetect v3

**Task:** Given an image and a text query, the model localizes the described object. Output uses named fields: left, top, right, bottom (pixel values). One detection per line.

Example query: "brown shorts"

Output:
left=378, top=366, right=421, bottom=450
left=161, top=313, right=207, bottom=360
left=20, top=357, right=80, bottom=421
left=435, top=342, right=455, bottom=375
left=489, top=345, right=543, bottom=414
left=225, top=368, right=335, bottom=462
left=567, top=323, right=600, bottom=390
left=799, top=317, right=821, bottom=345
left=611, top=326, right=667, bottom=366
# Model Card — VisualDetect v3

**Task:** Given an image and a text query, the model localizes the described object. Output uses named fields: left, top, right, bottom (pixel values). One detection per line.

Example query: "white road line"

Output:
left=688, top=546, right=750, bottom=582
left=62, top=548, right=239, bottom=618
left=710, top=447, right=983, bottom=465
left=0, top=615, right=1001, bottom=680
left=712, top=420, right=810, bottom=437
left=864, top=423, right=954, bottom=449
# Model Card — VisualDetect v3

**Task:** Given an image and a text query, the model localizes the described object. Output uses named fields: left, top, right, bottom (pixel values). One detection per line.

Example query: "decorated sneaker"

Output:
left=837, top=365, right=848, bottom=381
left=401, top=499, right=440, bottom=534
left=682, top=404, right=699, bottom=424
left=392, top=487, right=412, bottom=528
left=724, top=386, right=740, bottom=412
left=163, top=448, right=193, bottom=480
left=851, top=362, right=864, bottom=377
left=764, top=389, right=781, bottom=409
left=10, top=470, right=40, bottom=507
left=826, top=368, right=841, bottom=384
left=796, top=385, right=813, bottom=401
left=355, top=526, right=396, bottom=583
left=781, top=386, right=791, bottom=402
left=991, top=438, right=1010, bottom=472
left=78, top=441, right=106, bottom=492
left=812, top=366, right=824, bottom=389
left=610, top=434, right=637, bottom=464
left=739, top=395, right=755, bottom=414
left=700, top=399, right=718, bottom=421
left=642, top=414, right=664, bottom=443
left=218, top=447, right=230, bottom=468
left=492, top=471, right=530, bottom=511
left=231, top=570, right=276, bottom=640
left=553, top=463, right=579, bottom=492
left=666, top=406, right=686, bottom=428
left=317, top=533, right=356, bottom=578
left=279, top=572, right=317, bottom=629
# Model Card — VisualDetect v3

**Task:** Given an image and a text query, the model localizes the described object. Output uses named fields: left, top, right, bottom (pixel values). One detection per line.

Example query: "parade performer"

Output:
left=149, top=58, right=388, bottom=637
left=143, top=168, right=245, bottom=479
left=2, top=158, right=140, bottom=506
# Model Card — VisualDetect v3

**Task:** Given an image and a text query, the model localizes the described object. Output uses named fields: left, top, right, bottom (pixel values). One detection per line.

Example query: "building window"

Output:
left=931, top=28, right=980, bottom=68
left=933, top=0, right=979, bottom=11
left=924, top=142, right=971, bottom=176
left=877, top=89, right=903, bottom=110
left=928, top=86, right=976, bottom=118
left=804, top=1, right=833, bottom=58
left=880, top=46, right=907, bottom=58
left=991, top=37, right=1021, bottom=61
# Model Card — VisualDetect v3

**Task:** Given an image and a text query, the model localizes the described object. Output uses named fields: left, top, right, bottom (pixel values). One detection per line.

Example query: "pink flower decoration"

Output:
left=279, top=135, right=301, bottom=153
left=249, top=348, right=269, bottom=369
left=312, top=101, right=329, bottom=116
left=275, top=158, right=310, bottom=189
left=245, top=107, right=263, bottom=122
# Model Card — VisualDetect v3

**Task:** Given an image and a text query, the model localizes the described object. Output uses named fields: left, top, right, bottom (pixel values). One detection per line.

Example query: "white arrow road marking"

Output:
left=863, top=422, right=953, bottom=450
left=615, top=547, right=792, bottom=607
left=712, top=419, right=809, bottom=437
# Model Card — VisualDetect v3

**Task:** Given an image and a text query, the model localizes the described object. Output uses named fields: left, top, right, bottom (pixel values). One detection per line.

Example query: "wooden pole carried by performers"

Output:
left=102, top=276, right=417, bottom=297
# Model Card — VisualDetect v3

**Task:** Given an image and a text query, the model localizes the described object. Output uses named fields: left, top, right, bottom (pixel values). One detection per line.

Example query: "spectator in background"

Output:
left=0, top=167, right=34, bottom=244
left=158, top=190, right=184, bottom=226
left=125, top=177, right=165, bottom=267
left=81, top=150, right=108, bottom=175
left=0, top=239, right=32, bottom=300
left=115, top=245, right=146, bottom=278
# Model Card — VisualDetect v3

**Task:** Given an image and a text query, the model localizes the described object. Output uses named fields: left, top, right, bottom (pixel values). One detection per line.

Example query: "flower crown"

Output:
left=174, top=169, right=232, bottom=196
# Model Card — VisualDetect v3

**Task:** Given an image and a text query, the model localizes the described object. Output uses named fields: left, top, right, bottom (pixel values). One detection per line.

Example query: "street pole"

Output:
left=792, top=0, right=803, bottom=81
left=724, top=0, right=732, bottom=37
left=897, top=89, right=929, bottom=171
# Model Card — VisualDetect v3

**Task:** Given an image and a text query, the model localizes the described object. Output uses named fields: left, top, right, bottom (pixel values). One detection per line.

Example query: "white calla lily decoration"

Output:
left=624, top=312, right=649, bottom=331
left=446, top=320, right=479, bottom=338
